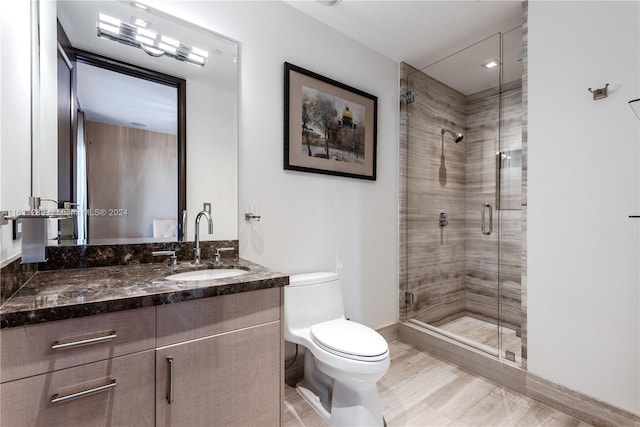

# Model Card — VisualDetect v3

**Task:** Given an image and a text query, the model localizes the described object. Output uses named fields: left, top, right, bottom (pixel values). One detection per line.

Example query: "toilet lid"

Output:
left=310, top=319, right=389, bottom=361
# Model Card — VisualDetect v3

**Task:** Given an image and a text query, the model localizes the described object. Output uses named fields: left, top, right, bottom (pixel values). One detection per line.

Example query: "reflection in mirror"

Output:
left=77, top=58, right=180, bottom=242
left=35, top=1, right=238, bottom=246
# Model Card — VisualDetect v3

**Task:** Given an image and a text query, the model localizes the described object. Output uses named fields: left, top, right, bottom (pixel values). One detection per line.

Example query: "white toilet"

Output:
left=284, top=272, right=390, bottom=427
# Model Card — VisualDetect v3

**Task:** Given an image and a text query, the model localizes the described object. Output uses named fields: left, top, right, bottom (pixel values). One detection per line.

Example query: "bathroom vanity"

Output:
left=0, top=259, right=288, bottom=426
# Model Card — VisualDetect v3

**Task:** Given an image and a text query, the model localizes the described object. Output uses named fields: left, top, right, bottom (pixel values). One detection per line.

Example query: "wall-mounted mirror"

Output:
left=33, top=0, right=238, bottom=245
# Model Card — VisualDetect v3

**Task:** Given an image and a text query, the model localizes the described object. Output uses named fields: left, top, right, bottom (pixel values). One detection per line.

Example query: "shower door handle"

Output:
left=481, top=204, right=493, bottom=236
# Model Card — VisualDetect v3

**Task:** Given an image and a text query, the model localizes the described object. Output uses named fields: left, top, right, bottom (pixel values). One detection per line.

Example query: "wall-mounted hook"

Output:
left=587, top=83, right=609, bottom=100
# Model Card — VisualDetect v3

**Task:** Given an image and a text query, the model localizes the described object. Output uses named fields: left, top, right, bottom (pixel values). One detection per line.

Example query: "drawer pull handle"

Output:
left=51, top=379, right=116, bottom=404
left=167, top=357, right=174, bottom=404
left=51, top=331, right=117, bottom=350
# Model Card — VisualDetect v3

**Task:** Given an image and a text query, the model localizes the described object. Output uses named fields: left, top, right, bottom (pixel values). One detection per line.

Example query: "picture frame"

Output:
left=284, top=62, right=378, bottom=180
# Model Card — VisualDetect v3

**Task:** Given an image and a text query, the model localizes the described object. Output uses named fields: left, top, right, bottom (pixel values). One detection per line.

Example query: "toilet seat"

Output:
left=310, top=319, right=389, bottom=362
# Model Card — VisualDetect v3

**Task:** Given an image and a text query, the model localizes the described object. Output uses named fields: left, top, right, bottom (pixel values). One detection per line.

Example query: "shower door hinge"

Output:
left=505, top=351, right=516, bottom=362
left=405, top=292, right=415, bottom=305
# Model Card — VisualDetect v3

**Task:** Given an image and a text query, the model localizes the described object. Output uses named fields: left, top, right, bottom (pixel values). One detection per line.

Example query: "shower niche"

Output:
left=400, top=28, right=525, bottom=365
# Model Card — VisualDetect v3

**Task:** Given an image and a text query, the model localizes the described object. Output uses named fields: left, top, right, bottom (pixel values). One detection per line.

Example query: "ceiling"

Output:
left=285, top=0, right=524, bottom=94
left=286, top=0, right=523, bottom=67
left=58, top=1, right=523, bottom=132
left=76, top=62, right=178, bottom=135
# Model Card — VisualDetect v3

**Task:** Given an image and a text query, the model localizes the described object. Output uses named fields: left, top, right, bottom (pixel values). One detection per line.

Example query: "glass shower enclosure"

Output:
left=400, top=29, right=524, bottom=364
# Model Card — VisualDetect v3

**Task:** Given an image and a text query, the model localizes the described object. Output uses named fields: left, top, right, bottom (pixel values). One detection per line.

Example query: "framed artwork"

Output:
left=284, top=62, right=378, bottom=180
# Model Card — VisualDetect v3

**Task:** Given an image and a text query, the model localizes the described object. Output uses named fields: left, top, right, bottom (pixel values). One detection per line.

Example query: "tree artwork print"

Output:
left=301, top=86, right=366, bottom=165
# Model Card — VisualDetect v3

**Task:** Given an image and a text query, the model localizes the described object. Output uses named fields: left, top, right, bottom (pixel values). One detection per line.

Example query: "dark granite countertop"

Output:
left=0, top=258, right=288, bottom=329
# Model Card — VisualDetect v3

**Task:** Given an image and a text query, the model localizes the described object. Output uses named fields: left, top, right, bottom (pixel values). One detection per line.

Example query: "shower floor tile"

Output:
left=438, top=315, right=522, bottom=363
left=283, top=340, right=592, bottom=427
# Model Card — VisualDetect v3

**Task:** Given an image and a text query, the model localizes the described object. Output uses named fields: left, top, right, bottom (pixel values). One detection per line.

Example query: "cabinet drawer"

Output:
left=0, top=350, right=155, bottom=427
left=157, top=287, right=281, bottom=346
left=0, top=307, right=155, bottom=383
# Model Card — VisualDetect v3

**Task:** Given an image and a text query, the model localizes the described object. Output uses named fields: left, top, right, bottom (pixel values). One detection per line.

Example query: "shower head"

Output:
left=441, top=128, right=464, bottom=143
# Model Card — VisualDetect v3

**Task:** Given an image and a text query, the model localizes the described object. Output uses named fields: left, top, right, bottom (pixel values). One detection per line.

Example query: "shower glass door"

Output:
left=400, top=31, right=523, bottom=363
left=497, top=27, right=524, bottom=364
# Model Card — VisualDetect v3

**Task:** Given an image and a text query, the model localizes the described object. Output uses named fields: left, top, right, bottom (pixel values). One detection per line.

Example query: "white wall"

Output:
left=32, top=1, right=58, bottom=209
left=0, top=2, right=32, bottom=264
left=33, top=0, right=59, bottom=241
left=528, top=1, right=639, bottom=414
left=150, top=0, right=399, bottom=329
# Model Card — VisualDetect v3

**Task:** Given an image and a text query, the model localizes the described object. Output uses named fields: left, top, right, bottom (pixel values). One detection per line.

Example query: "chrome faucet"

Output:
left=192, top=210, right=213, bottom=265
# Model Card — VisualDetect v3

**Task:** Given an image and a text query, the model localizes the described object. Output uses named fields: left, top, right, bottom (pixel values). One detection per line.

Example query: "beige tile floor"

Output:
left=283, top=340, right=592, bottom=427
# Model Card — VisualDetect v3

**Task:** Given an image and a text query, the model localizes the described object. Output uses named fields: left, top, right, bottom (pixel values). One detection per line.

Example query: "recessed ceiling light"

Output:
left=482, top=59, right=499, bottom=69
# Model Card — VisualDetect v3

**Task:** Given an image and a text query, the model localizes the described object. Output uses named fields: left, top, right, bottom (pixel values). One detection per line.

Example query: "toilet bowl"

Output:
left=284, top=272, right=390, bottom=426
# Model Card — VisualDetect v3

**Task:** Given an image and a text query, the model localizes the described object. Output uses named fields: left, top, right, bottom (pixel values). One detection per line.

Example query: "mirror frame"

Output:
left=63, top=48, right=187, bottom=242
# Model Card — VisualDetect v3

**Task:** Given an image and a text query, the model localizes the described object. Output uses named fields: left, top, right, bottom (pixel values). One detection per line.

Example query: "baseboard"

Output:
left=526, top=374, right=640, bottom=427
left=376, top=322, right=399, bottom=343
left=399, top=322, right=640, bottom=427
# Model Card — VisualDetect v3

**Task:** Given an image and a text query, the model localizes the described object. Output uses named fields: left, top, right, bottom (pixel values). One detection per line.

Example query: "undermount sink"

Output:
left=165, top=268, right=248, bottom=282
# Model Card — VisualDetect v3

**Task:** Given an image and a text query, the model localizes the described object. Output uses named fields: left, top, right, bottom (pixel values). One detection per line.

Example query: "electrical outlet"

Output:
left=203, top=203, right=211, bottom=214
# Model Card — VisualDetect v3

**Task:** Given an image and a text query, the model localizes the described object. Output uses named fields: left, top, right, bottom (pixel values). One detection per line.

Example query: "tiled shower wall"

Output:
left=400, top=62, right=467, bottom=325
left=400, top=65, right=523, bottom=329
left=465, top=81, right=523, bottom=329
left=520, top=0, right=529, bottom=364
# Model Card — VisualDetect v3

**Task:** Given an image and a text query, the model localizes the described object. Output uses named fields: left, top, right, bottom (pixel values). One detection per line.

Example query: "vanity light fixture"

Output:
left=482, top=59, right=499, bottom=69
left=97, top=13, right=209, bottom=66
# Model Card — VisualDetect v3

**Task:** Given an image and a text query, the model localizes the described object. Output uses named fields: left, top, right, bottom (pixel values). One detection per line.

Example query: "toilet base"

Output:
left=330, top=380, right=384, bottom=427
left=295, top=378, right=385, bottom=427
left=295, top=348, right=386, bottom=426
left=296, top=381, right=331, bottom=421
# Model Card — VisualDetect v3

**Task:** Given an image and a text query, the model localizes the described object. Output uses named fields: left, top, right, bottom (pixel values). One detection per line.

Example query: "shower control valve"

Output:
left=439, top=212, right=448, bottom=228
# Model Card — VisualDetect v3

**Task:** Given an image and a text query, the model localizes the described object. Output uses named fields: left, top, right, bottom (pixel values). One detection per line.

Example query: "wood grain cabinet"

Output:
left=0, top=307, right=157, bottom=426
left=155, top=322, right=281, bottom=427
left=155, top=288, right=283, bottom=427
left=0, top=287, right=283, bottom=426
left=0, top=306, right=156, bottom=383
left=0, top=350, right=155, bottom=426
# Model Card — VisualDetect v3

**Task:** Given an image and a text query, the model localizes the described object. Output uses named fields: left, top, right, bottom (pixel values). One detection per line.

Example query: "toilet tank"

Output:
left=284, top=272, right=345, bottom=333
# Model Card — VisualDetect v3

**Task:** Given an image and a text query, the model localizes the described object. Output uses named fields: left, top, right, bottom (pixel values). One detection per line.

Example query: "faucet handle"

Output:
left=214, top=247, right=235, bottom=264
left=153, top=250, right=178, bottom=267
